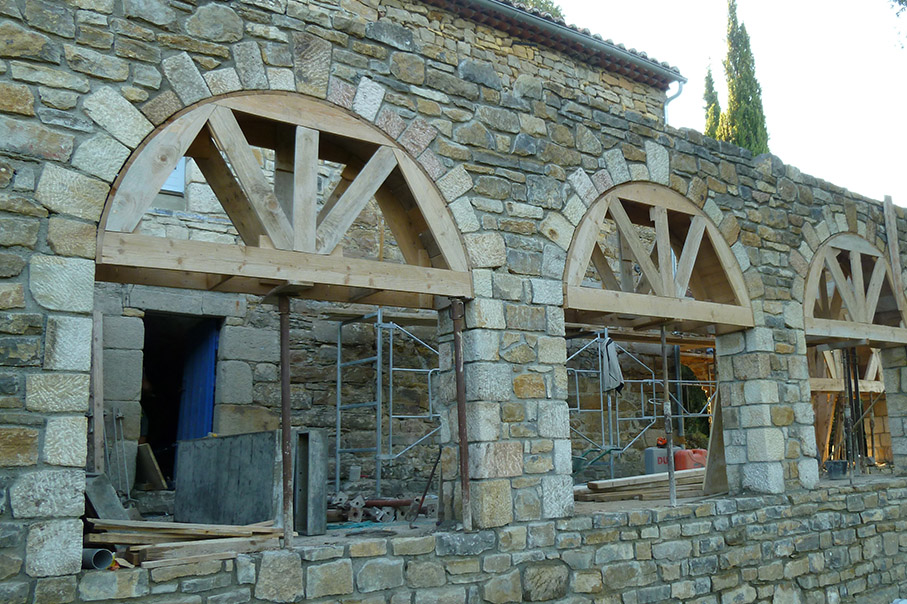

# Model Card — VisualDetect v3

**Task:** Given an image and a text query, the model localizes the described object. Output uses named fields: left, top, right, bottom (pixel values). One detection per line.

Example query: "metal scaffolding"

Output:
left=333, top=308, right=441, bottom=496
left=566, top=329, right=716, bottom=478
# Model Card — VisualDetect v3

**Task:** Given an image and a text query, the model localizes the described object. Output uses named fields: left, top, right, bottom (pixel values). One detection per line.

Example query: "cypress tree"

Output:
left=703, top=66, right=721, bottom=139
left=715, top=0, right=769, bottom=155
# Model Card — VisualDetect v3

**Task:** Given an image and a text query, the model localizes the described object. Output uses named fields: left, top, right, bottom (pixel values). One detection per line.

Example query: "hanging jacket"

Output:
left=602, top=338, right=624, bottom=393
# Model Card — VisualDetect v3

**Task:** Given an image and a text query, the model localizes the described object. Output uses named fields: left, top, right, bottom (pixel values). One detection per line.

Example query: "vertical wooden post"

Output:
left=278, top=296, right=293, bottom=547
left=91, top=311, right=105, bottom=474
left=450, top=299, right=471, bottom=531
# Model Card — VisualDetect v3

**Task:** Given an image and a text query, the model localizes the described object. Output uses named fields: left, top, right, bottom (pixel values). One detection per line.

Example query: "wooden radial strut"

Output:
left=563, top=182, right=753, bottom=334
left=97, top=93, right=472, bottom=307
left=803, top=233, right=907, bottom=346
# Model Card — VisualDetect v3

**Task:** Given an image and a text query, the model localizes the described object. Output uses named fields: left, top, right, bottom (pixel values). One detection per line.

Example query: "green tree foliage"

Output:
left=713, top=0, right=770, bottom=155
left=703, top=66, right=721, bottom=139
left=520, top=0, right=565, bottom=20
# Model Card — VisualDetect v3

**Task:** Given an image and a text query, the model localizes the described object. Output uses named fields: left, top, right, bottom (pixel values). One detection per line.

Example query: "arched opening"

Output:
left=564, top=183, right=752, bottom=499
left=91, top=92, right=471, bottom=525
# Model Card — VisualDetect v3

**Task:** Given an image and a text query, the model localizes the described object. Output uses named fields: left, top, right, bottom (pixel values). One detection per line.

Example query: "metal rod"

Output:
left=334, top=320, right=342, bottom=492
left=674, top=345, right=685, bottom=438
left=842, top=348, right=854, bottom=485
left=278, top=295, right=293, bottom=548
left=661, top=326, right=676, bottom=506
left=450, top=299, right=472, bottom=531
left=850, top=348, right=864, bottom=473
left=411, top=446, right=442, bottom=529
left=375, top=308, right=383, bottom=497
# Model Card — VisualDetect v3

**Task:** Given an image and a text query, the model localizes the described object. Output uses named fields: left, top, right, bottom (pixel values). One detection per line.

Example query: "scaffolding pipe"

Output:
left=450, top=299, right=472, bottom=531
left=674, top=345, right=684, bottom=437
left=661, top=326, right=676, bottom=506
left=849, top=348, right=863, bottom=474
left=278, top=295, right=293, bottom=548
left=843, top=348, right=854, bottom=485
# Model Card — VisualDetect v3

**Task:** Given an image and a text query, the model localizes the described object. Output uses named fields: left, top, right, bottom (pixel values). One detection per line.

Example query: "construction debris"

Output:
left=574, top=468, right=706, bottom=502
left=327, top=492, right=437, bottom=524
left=85, top=518, right=282, bottom=566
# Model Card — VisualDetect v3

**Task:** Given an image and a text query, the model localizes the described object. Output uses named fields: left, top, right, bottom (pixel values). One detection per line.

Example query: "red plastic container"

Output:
left=674, top=448, right=707, bottom=470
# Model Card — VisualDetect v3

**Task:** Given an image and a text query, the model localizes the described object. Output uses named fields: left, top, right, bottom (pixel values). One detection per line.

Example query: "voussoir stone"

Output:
left=71, top=134, right=130, bottom=182
left=186, top=4, right=243, bottom=42
left=35, top=164, right=108, bottom=221
left=82, top=87, right=153, bottom=149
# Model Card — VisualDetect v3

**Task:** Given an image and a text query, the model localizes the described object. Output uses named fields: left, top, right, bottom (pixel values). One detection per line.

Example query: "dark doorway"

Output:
left=141, top=313, right=221, bottom=481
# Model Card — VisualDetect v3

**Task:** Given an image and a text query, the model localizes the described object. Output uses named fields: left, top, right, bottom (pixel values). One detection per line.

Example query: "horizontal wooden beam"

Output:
left=566, top=286, right=754, bottom=330
left=809, top=377, right=885, bottom=394
left=805, top=317, right=907, bottom=345
left=99, top=233, right=473, bottom=299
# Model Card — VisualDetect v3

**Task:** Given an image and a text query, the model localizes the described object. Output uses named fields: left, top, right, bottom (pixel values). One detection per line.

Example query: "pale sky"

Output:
left=556, top=0, right=907, bottom=207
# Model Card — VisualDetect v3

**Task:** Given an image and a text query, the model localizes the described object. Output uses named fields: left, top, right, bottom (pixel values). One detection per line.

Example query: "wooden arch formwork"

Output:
left=563, top=182, right=753, bottom=497
left=96, top=92, right=473, bottom=306
left=803, top=229, right=907, bottom=467
left=563, top=182, right=754, bottom=334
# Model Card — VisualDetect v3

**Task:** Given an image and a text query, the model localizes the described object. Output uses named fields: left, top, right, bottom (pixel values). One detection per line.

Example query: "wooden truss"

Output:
left=564, top=183, right=753, bottom=334
left=804, top=233, right=907, bottom=346
left=97, top=94, right=471, bottom=307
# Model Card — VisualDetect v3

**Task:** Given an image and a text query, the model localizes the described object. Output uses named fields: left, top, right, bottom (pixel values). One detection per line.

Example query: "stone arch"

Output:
left=96, top=91, right=473, bottom=307
left=803, top=232, right=907, bottom=345
left=562, top=181, right=753, bottom=334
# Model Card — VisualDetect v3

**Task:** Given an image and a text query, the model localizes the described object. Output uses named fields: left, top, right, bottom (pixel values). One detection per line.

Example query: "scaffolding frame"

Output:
left=567, top=329, right=717, bottom=478
left=334, top=308, right=441, bottom=496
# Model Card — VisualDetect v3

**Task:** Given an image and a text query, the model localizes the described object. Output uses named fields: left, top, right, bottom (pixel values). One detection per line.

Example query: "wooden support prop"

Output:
left=91, top=312, right=105, bottom=474
left=701, top=401, right=728, bottom=495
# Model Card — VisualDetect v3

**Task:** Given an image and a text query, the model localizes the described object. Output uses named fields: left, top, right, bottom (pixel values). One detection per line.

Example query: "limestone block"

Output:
left=739, top=404, right=771, bottom=428
left=233, top=41, right=268, bottom=90
left=434, top=530, right=495, bottom=556
left=141, top=90, right=181, bottom=125
left=69, top=134, right=128, bottom=183
left=0, top=426, right=38, bottom=466
left=29, top=255, right=93, bottom=313
left=538, top=401, right=569, bottom=438
left=465, top=299, right=505, bottom=330
left=150, top=559, right=222, bottom=582
left=437, top=166, right=473, bottom=202
left=10, top=469, right=84, bottom=518
left=513, top=373, right=546, bottom=399
left=186, top=3, right=242, bottom=42
left=215, top=360, right=253, bottom=405
left=235, top=555, right=256, bottom=584
left=741, top=461, right=784, bottom=494
left=82, top=87, right=152, bottom=148
left=26, top=373, right=89, bottom=412
left=101, top=316, right=143, bottom=350
left=465, top=363, right=511, bottom=402
left=356, top=558, right=404, bottom=593
left=484, top=569, right=520, bottom=603
left=219, top=326, right=279, bottom=362
left=464, top=232, right=506, bottom=268
left=267, top=68, right=294, bottom=91
left=205, top=67, right=242, bottom=95
left=44, top=316, right=92, bottom=371
left=79, top=569, right=149, bottom=600
left=42, top=416, right=86, bottom=467
left=546, top=306, right=565, bottom=337
left=406, top=560, right=445, bottom=588
left=305, top=559, right=352, bottom=598
left=213, top=404, right=278, bottom=435
left=413, top=586, right=467, bottom=604
left=161, top=52, right=209, bottom=105
left=32, top=575, right=77, bottom=604
left=747, top=426, right=785, bottom=462
left=391, top=536, right=435, bottom=556
left=399, top=118, right=439, bottom=156
left=522, top=562, right=568, bottom=602
left=553, top=439, right=571, bottom=474
left=35, top=164, right=108, bottom=222
left=529, top=279, right=563, bottom=306
left=46, top=217, right=97, bottom=258
left=463, top=330, right=499, bottom=362
left=798, top=458, right=819, bottom=489
left=471, top=478, right=513, bottom=528
left=102, top=349, right=143, bottom=401
left=567, top=168, right=597, bottom=204
left=254, top=551, right=303, bottom=602
left=0, top=216, right=39, bottom=248
left=603, top=148, right=630, bottom=184
left=562, top=195, right=586, bottom=225
left=541, top=474, right=573, bottom=519
left=351, top=77, right=384, bottom=122
left=468, top=441, right=522, bottom=478
left=465, top=401, right=501, bottom=441
left=25, top=519, right=81, bottom=577
left=124, top=0, right=175, bottom=25
left=539, top=212, right=573, bottom=251
left=291, top=31, right=330, bottom=98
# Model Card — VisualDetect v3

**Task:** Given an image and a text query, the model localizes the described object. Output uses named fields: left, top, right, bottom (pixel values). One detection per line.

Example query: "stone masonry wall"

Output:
left=1, top=0, right=907, bottom=595
left=66, top=480, right=907, bottom=604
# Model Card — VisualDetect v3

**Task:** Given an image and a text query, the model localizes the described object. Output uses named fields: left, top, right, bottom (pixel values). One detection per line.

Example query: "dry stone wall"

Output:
left=0, top=0, right=905, bottom=598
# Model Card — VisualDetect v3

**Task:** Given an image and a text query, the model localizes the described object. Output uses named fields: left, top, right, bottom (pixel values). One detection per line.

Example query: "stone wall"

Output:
left=67, top=480, right=907, bottom=604
left=1, top=0, right=907, bottom=595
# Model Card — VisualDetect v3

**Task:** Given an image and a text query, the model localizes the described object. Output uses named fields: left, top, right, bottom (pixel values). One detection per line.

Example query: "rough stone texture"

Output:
left=26, top=373, right=89, bottom=412
left=10, top=469, right=84, bottom=518
left=42, top=416, right=86, bottom=467
left=44, top=316, right=93, bottom=371
left=292, top=31, right=331, bottom=98
left=102, top=349, right=143, bottom=401
left=0, top=426, right=39, bottom=466
left=471, top=478, right=513, bottom=528
left=32, top=575, right=77, bottom=604
left=523, top=562, right=569, bottom=601
left=0, top=81, right=35, bottom=115
left=46, top=217, right=97, bottom=258
left=234, top=41, right=268, bottom=90
left=254, top=551, right=304, bottom=602
left=356, top=558, right=404, bottom=592
left=161, top=51, right=210, bottom=105
left=219, top=326, right=280, bottom=363
left=34, top=164, right=108, bottom=221
left=0, top=114, right=73, bottom=162
left=71, top=133, right=130, bottom=183
left=186, top=4, right=243, bottom=42
left=78, top=569, right=149, bottom=601
left=306, top=559, right=353, bottom=598
left=29, top=255, right=94, bottom=313
left=25, top=519, right=81, bottom=577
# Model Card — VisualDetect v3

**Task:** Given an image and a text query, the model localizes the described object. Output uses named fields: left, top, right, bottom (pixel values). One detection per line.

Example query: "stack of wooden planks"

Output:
left=574, top=468, right=706, bottom=502
left=85, top=519, right=282, bottom=568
